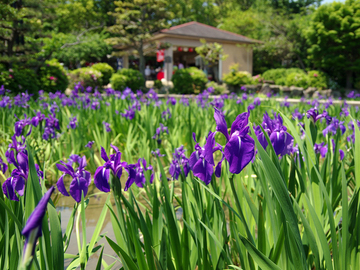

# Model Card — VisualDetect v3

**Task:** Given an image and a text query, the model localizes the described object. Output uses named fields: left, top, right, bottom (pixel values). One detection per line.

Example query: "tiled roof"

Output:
left=160, top=21, right=260, bottom=43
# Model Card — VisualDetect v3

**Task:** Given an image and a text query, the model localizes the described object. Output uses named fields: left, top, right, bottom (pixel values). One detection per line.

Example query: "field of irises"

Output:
left=1, top=85, right=360, bottom=270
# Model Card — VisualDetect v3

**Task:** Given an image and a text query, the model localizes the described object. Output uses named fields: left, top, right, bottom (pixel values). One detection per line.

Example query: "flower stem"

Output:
left=228, top=173, right=256, bottom=245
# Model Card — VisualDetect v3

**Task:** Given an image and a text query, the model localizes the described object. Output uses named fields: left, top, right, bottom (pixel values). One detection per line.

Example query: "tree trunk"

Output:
left=346, top=70, right=353, bottom=89
left=138, top=42, right=146, bottom=82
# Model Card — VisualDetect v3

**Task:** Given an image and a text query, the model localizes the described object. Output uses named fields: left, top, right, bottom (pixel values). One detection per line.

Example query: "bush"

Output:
left=92, top=63, right=114, bottom=85
left=171, top=69, right=194, bottom=94
left=286, top=72, right=309, bottom=89
left=116, top=68, right=145, bottom=91
left=223, top=64, right=253, bottom=89
left=171, top=67, right=207, bottom=94
left=110, top=74, right=127, bottom=90
left=0, top=66, right=39, bottom=94
left=307, top=70, right=328, bottom=90
left=187, top=67, right=208, bottom=92
left=262, top=68, right=305, bottom=85
left=68, top=67, right=103, bottom=90
left=38, top=59, right=69, bottom=93
left=206, top=81, right=226, bottom=95
left=153, top=80, right=163, bottom=90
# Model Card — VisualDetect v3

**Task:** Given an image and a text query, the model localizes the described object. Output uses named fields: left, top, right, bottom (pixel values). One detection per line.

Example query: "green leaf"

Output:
left=48, top=203, right=64, bottom=270
left=239, top=235, right=282, bottom=270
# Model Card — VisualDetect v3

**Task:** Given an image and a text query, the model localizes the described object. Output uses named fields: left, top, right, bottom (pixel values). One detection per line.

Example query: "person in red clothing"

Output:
left=157, top=68, right=164, bottom=80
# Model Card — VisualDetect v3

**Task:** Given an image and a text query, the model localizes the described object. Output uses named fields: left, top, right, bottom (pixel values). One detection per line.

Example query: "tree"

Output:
left=305, top=0, right=360, bottom=88
left=106, top=0, right=173, bottom=79
left=0, top=0, right=56, bottom=68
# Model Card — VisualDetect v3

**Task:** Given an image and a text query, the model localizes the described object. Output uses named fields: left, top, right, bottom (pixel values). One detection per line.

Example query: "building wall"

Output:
left=221, top=44, right=253, bottom=75
left=155, top=36, right=254, bottom=79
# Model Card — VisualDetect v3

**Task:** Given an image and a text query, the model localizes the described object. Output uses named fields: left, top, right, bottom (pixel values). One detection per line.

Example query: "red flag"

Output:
left=157, top=50, right=165, bottom=62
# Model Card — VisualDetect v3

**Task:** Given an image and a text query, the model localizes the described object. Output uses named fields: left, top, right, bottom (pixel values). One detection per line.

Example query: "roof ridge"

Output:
left=160, top=21, right=257, bottom=42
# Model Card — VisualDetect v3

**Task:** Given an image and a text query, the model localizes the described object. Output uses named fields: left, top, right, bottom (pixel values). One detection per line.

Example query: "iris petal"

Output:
left=214, top=108, right=230, bottom=141
left=94, top=166, right=110, bottom=193
left=224, top=134, right=255, bottom=174
left=69, top=177, right=88, bottom=203
left=57, top=174, right=70, bottom=196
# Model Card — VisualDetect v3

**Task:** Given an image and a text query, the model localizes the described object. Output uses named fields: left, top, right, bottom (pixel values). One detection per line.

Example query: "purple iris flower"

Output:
left=242, top=93, right=248, bottom=100
left=180, top=96, right=189, bottom=106
left=241, top=86, right=247, bottom=92
left=331, top=139, right=345, bottom=161
left=167, top=97, right=177, bottom=105
left=314, top=143, right=328, bottom=158
left=169, top=146, right=190, bottom=180
left=254, top=97, right=261, bottom=106
left=292, top=108, right=304, bottom=120
left=14, top=114, right=32, bottom=137
left=124, top=158, right=154, bottom=191
left=0, top=96, right=12, bottom=108
left=3, top=151, right=29, bottom=200
left=189, top=132, right=222, bottom=184
left=2, top=150, right=43, bottom=201
left=8, top=135, right=26, bottom=152
left=214, top=108, right=255, bottom=174
left=347, top=91, right=356, bottom=99
left=210, top=98, right=224, bottom=109
left=85, top=141, right=94, bottom=148
left=280, top=96, right=290, bottom=107
left=248, top=103, right=255, bottom=111
left=121, top=107, right=135, bottom=120
left=68, top=116, right=78, bottom=129
left=322, top=118, right=346, bottom=137
left=306, top=108, right=327, bottom=123
left=94, top=145, right=127, bottom=192
left=42, top=113, right=60, bottom=140
left=56, top=156, right=91, bottom=203
left=0, top=157, right=8, bottom=174
left=31, top=111, right=45, bottom=127
left=21, top=186, right=55, bottom=265
left=152, top=124, right=169, bottom=143
left=151, top=149, right=165, bottom=157
left=103, top=121, right=111, bottom=132
left=147, top=89, right=158, bottom=101
left=254, top=112, right=293, bottom=156
left=161, top=108, right=172, bottom=120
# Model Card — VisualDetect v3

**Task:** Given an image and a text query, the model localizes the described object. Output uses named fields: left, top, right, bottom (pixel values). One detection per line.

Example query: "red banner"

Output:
left=156, top=50, right=165, bottom=62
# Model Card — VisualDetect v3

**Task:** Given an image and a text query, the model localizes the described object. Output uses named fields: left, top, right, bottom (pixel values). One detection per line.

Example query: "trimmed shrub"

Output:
left=223, top=64, right=253, bottom=90
left=307, top=70, right=328, bottom=90
left=187, top=67, right=208, bottom=92
left=110, top=74, right=127, bottom=90
left=0, top=66, right=39, bottom=94
left=38, top=59, right=69, bottom=93
left=171, top=67, right=207, bottom=94
left=116, top=68, right=145, bottom=91
left=92, top=63, right=114, bottom=85
left=171, top=69, right=194, bottom=94
left=262, top=68, right=304, bottom=85
left=68, top=67, right=103, bottom=90
left=286, top=72, right=309, bottom=89
left=206, top=81, right=226, bottom=95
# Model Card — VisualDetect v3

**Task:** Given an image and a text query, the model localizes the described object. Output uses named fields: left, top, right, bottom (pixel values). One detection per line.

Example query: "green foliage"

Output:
left=305, top=0, right=360, bottom=87
left=307, top=70, right=328, bottom=90
left=38, top=59, right=69, bottom=93
left=107, top=0, right=173, bottom=77
left=262, top=68, right=305, bottom=85
left=171, top=69, right=194, bottom=94
left=187, top=67, right=208, bottom=91
left=195, top=39, right=228, bottom=66
left=0, top=66, right=39, bottom=94
left=223, top=64, right=253, bottom=87
left=153, top=79, right=163, bottom=90
left=116, top=68, right=145, bottom=91
left=48, top=32, right=112, bottom=68
left=286, top=72, right=309, bottom=88
left=110, top=74, right=127, bottom=90
left=206, top=81, right=226, bottom=95
left=171, top=67, right=207, bottom=94
left=92, top=63, right=114, bottom=85
left=68, top=67, right=103, bottom=90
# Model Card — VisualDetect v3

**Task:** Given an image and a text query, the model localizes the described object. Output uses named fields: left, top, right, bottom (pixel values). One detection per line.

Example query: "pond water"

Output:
left=56, top=189, right=122, bottom=269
